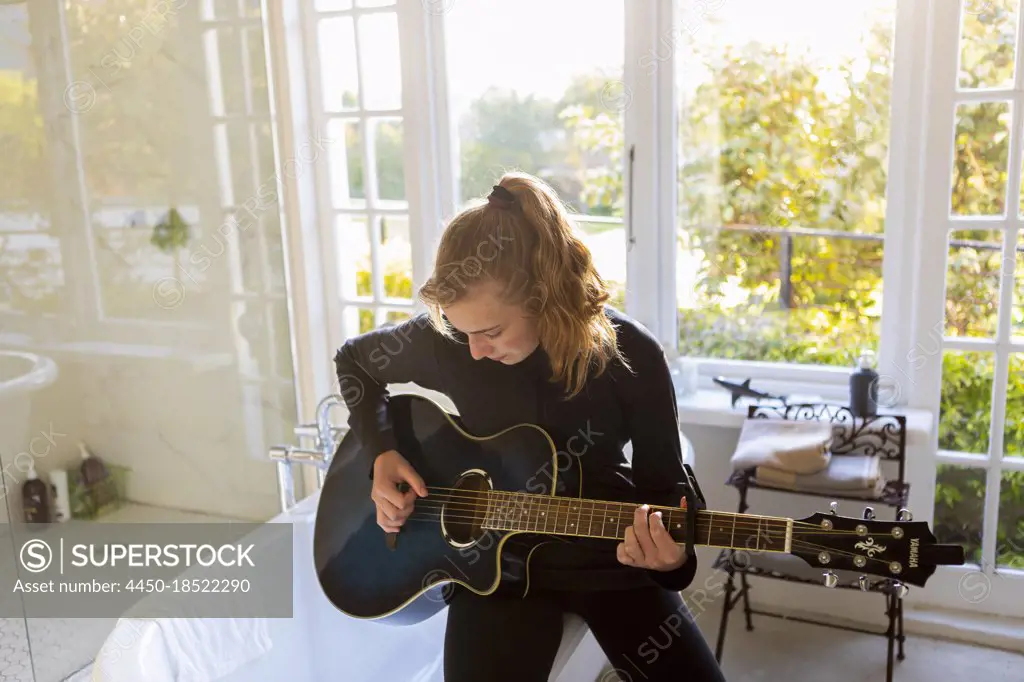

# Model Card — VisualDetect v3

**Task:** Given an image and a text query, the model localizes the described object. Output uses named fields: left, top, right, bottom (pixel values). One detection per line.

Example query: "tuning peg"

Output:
left=823, top=570, right=838, bottom=588
left=897, top=508, right=913, bottom=522
left=858, top=575, right=870, bottom=592
left=862, top=506, right=875, bottom=520
left=829, top=501, right=839, bottom=515
left=892, top=581, right=909, bottom=599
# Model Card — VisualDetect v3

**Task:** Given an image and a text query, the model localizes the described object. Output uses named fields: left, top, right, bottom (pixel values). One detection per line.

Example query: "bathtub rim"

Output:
left=0, top=350, right=58, bottom=397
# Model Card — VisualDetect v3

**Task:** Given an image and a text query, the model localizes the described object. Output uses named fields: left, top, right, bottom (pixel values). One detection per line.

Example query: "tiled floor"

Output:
left=0, top=619, right=32, bottom=682
left=600, top=611, right=1024, bottom=681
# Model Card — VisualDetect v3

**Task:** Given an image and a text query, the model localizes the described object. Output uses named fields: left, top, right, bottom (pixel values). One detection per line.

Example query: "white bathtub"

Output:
left=91, top=489, right=607, bottom=682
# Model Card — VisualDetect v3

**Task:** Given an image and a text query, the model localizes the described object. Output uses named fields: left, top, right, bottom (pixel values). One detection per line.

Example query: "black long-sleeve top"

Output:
left=333, top=304, right=697, bottom=592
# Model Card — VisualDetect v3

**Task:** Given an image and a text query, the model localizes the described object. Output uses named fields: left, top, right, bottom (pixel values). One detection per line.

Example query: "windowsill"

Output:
left=675, top=387, right=935, bottom=447
left=0, top=331, right=234, bottom=366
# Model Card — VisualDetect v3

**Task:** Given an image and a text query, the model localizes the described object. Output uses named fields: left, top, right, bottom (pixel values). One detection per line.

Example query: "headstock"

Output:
left=790, top=503, right=966, bottom=593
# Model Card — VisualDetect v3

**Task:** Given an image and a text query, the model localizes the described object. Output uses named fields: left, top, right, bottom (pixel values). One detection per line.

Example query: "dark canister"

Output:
left=850, top=350, right=879, bottom=418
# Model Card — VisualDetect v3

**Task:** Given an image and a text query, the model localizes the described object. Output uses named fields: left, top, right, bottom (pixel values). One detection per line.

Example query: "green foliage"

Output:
left=0, top=72, right=47, bottom=206
left=345, top=120, right=405, bottom=202
left=150, top=208, right=190, bottom=254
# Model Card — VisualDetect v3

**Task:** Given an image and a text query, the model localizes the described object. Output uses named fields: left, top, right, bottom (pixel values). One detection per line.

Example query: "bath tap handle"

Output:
left=315, top=394, right=344, bottom=459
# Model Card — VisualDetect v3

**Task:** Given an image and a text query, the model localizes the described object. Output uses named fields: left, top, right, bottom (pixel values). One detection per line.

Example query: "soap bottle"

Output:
left=79, top=441, right=109, bottom=483
left=49, top=469, right=72, bottom=522
left=79, top=441, right=113, bottom=507
left=22, top=462, right=51, bottom=523
left=850, top=349, right=879, bottom=418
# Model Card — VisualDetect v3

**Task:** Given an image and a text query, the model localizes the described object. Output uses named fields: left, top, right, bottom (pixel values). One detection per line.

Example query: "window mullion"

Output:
left=624, top=0, right=673, bottom=345
left=262, top=0, right=335, bottom=418
left=877, top=0, right=931, bottom=406
left=980, top=2, right=1024, bottom=574
left=656, top=0, right=679, bottom=351
left=396, top=0, right=447, bottom=298
left=907, top=0, right=961, bottom=414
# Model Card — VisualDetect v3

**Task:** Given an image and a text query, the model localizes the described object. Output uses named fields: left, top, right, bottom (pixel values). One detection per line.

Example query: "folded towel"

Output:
left=754, top=455, right=884, bottom=497
left=731, top=419, right=834, bottom=474
left=753, top=477, right=887, bottom=500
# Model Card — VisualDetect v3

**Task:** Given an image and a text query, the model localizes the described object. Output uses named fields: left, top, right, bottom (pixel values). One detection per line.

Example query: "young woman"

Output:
left=335, top=172, right=726, bottom=682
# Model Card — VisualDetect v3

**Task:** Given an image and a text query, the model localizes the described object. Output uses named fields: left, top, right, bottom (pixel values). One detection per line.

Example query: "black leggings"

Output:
left=443, top=586, right=726, bottom=682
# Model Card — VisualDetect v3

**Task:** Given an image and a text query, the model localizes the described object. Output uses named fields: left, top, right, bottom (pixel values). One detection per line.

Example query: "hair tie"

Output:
left=487, top=185, right=517, bottom=208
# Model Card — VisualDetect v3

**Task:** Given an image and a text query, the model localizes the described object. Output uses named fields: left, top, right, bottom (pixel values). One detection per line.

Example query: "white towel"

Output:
left=754, top=455, right=884, bottom=497
left=731, top=419, right=834, bottom=474
left=155, top=616, right=272, bottom=682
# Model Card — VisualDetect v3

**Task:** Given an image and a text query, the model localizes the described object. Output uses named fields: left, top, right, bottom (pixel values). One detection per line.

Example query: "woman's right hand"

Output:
left=371, top=449, right=428, bottom=532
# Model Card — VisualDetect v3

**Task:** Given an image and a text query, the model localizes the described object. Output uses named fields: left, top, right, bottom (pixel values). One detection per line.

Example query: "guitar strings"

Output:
left=395, top=499, right=866, bottom=537
left=386, top=503, right=871, bottom=541
left=383, top=511, right=897, bottom=569
left=392, top=492, right=867, bottom=536
left=418, top=485, right=871, bottom=532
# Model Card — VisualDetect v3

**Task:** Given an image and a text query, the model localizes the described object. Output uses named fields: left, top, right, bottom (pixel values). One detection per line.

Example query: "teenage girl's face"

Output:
left=442, top=280, right=541, bottom=365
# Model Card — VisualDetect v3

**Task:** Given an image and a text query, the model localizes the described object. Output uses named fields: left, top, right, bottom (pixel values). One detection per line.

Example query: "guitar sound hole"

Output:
left=441, top=470, right=491, bottom=548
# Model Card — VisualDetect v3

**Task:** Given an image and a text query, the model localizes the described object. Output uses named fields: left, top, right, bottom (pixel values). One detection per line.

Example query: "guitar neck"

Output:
left=478, top=490, right=794, bottom=554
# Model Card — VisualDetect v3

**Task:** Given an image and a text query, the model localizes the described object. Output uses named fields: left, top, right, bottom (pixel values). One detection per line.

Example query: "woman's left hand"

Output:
left=616, top=498, right=687, bottom=571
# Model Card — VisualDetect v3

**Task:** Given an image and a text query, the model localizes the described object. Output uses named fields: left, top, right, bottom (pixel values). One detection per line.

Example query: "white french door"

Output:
left=909, top=0, right=1024, bottom=617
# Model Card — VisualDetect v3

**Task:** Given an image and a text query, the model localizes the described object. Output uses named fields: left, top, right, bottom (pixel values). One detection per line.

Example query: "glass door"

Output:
left=913, top=0, right=1024, bottom=617
left=0, top=449, right=34, bottom=682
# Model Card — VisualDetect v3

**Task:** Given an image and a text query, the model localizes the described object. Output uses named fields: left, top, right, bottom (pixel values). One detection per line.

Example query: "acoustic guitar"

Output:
left=313, top=394, right=965, bottom=624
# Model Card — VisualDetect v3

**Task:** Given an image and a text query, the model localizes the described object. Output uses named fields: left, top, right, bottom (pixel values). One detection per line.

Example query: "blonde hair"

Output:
left=418, top=171, right=629, bottom=399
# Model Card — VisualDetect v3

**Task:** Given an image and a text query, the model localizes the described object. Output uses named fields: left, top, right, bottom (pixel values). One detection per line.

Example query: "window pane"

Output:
left=316, top=0, right=353, bottom=10
left=93, top=212, right=190, bottom=321
left=446, top=0, right=624, bottom=204
left=940, top=350, right=994, bottom=455
left=336, top=215, right=370, bottom=300
left=952, top=102, right=1011, bottom=217
left=212, top=26, right=248, bottom=117
left=444, top=0, right=626, bottom=295
left=576, top=217, right=626, bottom=311
left=234, top=300, right=295, bottom=382
left=248, top=27, right=271, bottom=115
left=379, top=215, right=412, bottom=299
left=1007, top=354, right=1024, bottom=458
left=327, top=119, right=365, bottom=208
left=385, top=309, right=411, bottom=326
left=263, top=210, right=288, bottom=297
left=358, top=307, right=376, bottom=334
left=358, top=13, right=402, bottom=110
left=1014, top=232, right=1024, bottom=339
left=958, top=0, right=1019, bottom=90
left=934, top=465, right=985, bottom=566
left=998, top=470, right=1024, bottom=568
left=226, top=120, right=257, bottom=202
left=211, top=0, right=240, bottom=18
left=68, top=3, right=198, bottom=203
left=0, top=233, right=64, bottom=315
left=945, top=230, right=1003, bottom=338
left=675, top=0, right=895, bottom=366
left=373, top=118, right=405, bottom=203
left=318, top=17, right=359, bottom=112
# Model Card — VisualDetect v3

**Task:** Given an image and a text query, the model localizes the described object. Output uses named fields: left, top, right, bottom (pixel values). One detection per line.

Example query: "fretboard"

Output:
left=478, top=491, right=792, bottom=554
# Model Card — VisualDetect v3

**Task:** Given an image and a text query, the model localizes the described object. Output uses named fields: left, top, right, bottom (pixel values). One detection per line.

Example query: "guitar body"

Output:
left=313, top=394, right=577, bottom=625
